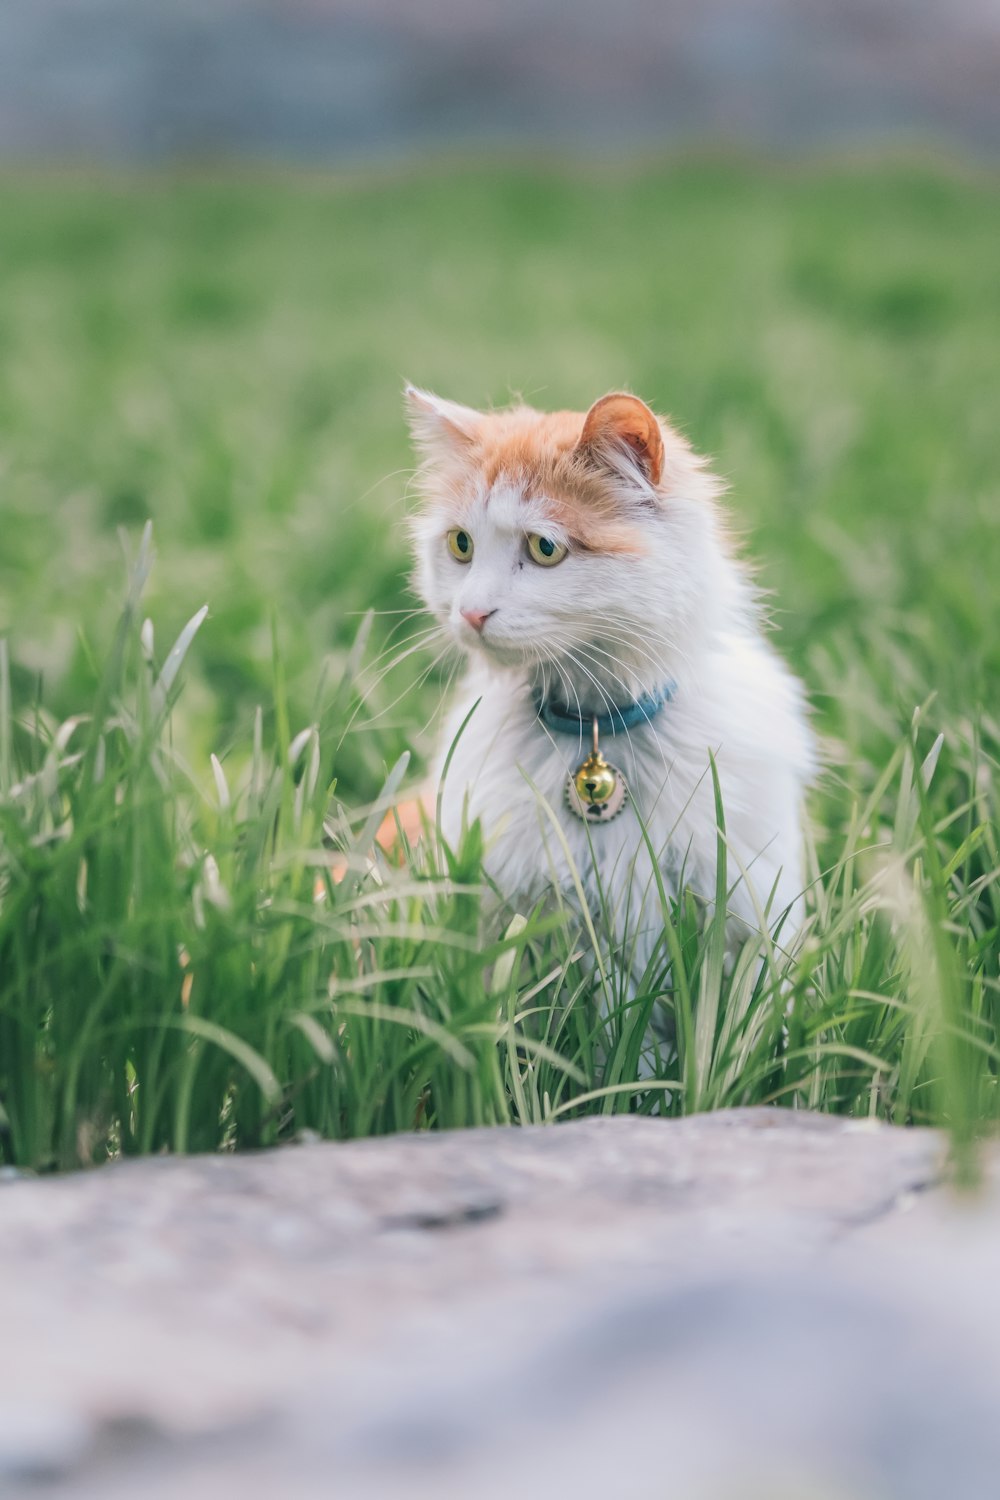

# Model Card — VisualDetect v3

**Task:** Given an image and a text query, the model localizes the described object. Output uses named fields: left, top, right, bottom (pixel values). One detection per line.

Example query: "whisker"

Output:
left=598, top=621, right=699, bottom=682
left=588, top=622, right=691, bottom=680
left=414, top=648, right=465, bottom=741
left=541, top=629, right=674, bottom=779
left=360, top=627, right=444, bottom=694
left=355, top=642, right=455, bottom=734
left=348, top=607, right=427, bottom=619
left=560, top=646, right=639, bottom=766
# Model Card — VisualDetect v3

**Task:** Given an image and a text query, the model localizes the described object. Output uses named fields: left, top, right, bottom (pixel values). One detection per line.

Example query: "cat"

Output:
left=406, top=385, right=815, bottom=996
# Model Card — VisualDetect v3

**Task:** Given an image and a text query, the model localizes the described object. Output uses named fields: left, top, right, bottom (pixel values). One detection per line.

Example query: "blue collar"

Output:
left=535, top=679, right=676, bottom=738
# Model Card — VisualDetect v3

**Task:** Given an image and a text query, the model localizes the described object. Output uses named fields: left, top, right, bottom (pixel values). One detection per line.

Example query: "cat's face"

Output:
left=407, top=388, right=725, bottom=686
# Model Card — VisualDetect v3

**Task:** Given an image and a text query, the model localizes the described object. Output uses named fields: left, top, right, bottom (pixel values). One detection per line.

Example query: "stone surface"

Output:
left=4, top=1110, right=1000, bottom=1497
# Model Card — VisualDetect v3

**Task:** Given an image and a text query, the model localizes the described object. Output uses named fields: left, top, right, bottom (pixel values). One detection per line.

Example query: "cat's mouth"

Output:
left=452, top=617, right=541, bottom=667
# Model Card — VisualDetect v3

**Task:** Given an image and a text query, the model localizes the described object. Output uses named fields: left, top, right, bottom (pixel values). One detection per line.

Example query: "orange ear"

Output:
left=576, top=394, right=664, bottom=487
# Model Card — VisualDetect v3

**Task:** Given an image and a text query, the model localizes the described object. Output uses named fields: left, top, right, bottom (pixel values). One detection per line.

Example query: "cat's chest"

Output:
left=439, top=691, right=683, bottom=871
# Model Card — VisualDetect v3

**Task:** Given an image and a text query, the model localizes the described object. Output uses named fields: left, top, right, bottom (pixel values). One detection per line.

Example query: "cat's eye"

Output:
left=447, top=528, right=474, bottom=563
left=526, top=534, right=567, bottom=568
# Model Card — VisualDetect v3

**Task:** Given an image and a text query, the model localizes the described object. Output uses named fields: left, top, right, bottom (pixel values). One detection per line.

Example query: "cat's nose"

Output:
left=460, top=608, right=495, bottom=633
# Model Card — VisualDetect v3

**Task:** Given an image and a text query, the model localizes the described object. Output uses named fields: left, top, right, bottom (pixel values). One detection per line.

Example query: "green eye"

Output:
left=447, top=529, right=474, bottom=563
left=527, top=533, right=568, bottom=567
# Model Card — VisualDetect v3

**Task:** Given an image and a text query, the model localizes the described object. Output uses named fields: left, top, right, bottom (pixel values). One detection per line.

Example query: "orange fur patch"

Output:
left=375, top=794, right=433, bottom=856
left=433, top=405, right=652, bottom=554
left=317, top=793, right=432, bottom=894
left=414, top=391, right=724, bottom=556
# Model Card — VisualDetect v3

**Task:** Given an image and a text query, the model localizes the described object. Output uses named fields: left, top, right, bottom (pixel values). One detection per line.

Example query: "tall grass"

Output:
left=1, top=530, right=996, bottom=1171
left=1, top=162, right=997, bottom=1169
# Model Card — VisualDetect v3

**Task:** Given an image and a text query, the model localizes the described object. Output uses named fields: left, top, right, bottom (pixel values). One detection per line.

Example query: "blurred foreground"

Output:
left=4, top=1111, right=1000, bottom=1498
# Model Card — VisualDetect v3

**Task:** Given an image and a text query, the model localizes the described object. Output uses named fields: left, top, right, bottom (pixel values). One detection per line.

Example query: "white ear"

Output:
left=404, top=384, right=482, bottom=453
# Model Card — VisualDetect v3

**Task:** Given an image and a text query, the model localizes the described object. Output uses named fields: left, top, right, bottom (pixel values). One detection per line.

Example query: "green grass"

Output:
left=0, top=158, right=998, bottom=1169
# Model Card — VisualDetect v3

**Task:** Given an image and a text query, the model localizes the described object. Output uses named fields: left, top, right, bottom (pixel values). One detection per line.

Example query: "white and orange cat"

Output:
left=406, top=385, right=814, bottom=981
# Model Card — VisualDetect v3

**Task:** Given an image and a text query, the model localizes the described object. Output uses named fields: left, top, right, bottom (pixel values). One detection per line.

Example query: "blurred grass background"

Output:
left=2, top=158, right=997, bottom=799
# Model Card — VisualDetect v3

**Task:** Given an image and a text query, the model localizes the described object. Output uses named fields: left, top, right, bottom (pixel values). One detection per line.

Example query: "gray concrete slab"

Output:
left=3, top=1110, right=1000, bottom=1497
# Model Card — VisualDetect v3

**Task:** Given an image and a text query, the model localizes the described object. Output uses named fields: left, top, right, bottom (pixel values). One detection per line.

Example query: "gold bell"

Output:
left=565, top=718, right=628, bottom=823
left=574, top=750, right=617, bottom=808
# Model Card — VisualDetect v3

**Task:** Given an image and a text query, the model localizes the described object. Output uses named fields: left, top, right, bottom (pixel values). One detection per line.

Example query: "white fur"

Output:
left=407, top=390, right=815, bottom=975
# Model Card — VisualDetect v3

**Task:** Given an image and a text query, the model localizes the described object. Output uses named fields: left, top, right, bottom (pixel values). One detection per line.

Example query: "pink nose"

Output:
left=461, top=608, right=494, bottom=633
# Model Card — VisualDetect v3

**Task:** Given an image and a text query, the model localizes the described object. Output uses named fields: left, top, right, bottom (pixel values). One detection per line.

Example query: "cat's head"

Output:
left=406, top=387, right=733, bottom=692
